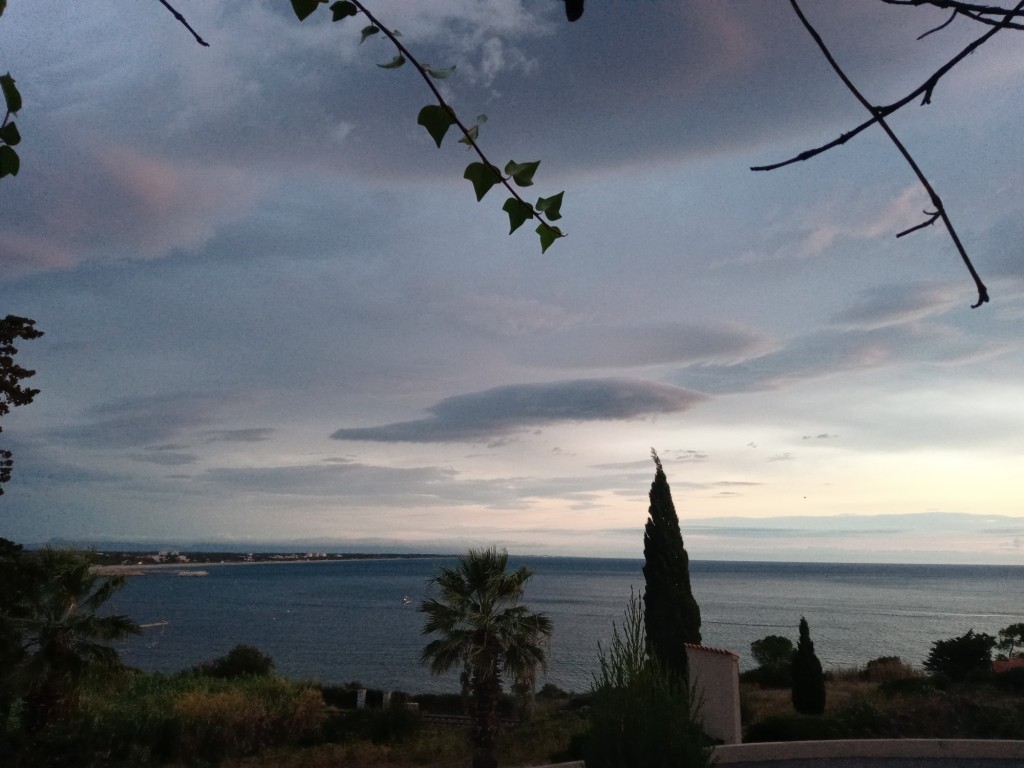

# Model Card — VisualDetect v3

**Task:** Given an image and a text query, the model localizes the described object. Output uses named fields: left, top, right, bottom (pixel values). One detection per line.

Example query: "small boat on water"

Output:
left=402, top=595, right=412, bottom=605
left=177, top=570, right=209, bottom=577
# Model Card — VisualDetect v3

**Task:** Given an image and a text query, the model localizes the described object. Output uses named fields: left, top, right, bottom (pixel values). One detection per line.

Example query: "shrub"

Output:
left=197, top=643, right=275, bottom=679
left=880, top=675, right=939, bottom=697
left=744, top=713, right=844, bottom=742
left=865, top=656, right=915, bottom=683
left=583, top=591, right=713, bottom=768
left=923, top=629, right=995, bottom=681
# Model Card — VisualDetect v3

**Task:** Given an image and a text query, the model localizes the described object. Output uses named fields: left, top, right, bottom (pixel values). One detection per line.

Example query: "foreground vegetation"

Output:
left=3, top=648, right=1023, bottom=767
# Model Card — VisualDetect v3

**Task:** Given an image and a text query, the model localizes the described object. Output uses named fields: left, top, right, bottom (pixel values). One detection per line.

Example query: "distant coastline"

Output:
left=91, top=551, right=450, bottom=576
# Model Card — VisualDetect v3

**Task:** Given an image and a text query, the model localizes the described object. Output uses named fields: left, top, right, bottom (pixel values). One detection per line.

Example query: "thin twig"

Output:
left=752, top=0, right=1023, bottom=172
left=788, top=0, right=989, bottom=307
left=918, top=10, right=958, bottom=38
left=880, top=0, right=1024, bottom=18
left=156, top=0, right=210, bottom=47
left=896, top=211, right=940, bottom=237
left=349, top=1, right=561, bottom=236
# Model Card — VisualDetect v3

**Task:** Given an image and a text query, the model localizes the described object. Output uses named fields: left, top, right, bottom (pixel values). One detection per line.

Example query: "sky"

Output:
left=2, top=1, right=1023, bottom=564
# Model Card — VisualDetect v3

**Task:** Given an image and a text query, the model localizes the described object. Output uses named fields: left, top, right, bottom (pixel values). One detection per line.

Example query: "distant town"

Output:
left=89, top=550, right=448, bottom=567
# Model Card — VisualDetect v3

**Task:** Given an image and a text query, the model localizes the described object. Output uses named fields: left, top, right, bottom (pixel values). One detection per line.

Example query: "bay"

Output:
left=109, top=557, right=1023, bottom=694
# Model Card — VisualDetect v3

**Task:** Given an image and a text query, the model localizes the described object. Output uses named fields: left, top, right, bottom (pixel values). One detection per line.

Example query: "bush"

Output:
left=923, top=629, right=996, bottom=681
left=993, top=667, right=1024, bottom=693
left=865, top=656, right=916, bottom=683
left=880, top=675, right=939, bottom=697
left=197, top=643, right=275, bottom=679
left=583, top=591, right=713, bottom=768
left=744, top=713, right=844, bottom=742
left=321, top=706, right=421, bottom=744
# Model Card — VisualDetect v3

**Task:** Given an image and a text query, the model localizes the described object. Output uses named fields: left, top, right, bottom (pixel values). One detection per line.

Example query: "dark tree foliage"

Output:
left=924, top=629, right=996, bottom=681
left=997, top=623, right=1024, bottom=658
left=0, top=537, right=39, bottom=729
left=751, top=635, right=795, bottom=671
left=749, top=634, right=795, bottom=687
left=791, top=616, right=826, bottom=715
left=642, top=449, right=701, bottom=683
left=197, top=643, right=276, bottom=679
left=1, top=315, right=43, bottom=494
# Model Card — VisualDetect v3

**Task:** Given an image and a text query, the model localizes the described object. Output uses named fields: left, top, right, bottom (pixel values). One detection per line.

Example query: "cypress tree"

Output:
left=791, top=616, right=826, bottom=714
left=642, top=449, right=701, bottom=682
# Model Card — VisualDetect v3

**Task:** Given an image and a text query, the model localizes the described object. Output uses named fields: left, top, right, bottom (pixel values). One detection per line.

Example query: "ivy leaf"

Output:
left=378, top=55, right=406, bottom=69
left=1, top=73, right=21, bottom=114
left=329, top=1, right=357, bottom=21
left=458, top=115, right=487, bottom=146
left=502, top=198, right=535, bottom=235
left=464, top=162, right=502, bottom=202
left=504, top=160, right=540, bottom=187
left=535, top=191, right=564, bottom=221
left=0, top=121, right=19, bottom=146
left=0, top=145, right=19, bottom=178
left=360, top=25, right=380, bottom=43
left=536, top=222, right=562, bottom=253
left=290, top=0, right=321, bottom=21
left=425, top=65, right=456, bottom=80
left=417, top=105, right=454, bottom=149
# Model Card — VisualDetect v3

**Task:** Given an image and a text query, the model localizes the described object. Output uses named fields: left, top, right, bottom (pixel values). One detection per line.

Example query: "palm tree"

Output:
left=17, top=548, right=140, bottom=731
left=419, top=547, right=552, bottom=768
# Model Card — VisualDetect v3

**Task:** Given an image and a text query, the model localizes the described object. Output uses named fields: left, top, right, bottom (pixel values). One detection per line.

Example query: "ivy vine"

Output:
left=291, top=0, right=566, bottom=253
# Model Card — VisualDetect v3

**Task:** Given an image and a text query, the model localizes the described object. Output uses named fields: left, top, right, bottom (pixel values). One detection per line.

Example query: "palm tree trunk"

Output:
left=471, top=668, right=502, bottom=768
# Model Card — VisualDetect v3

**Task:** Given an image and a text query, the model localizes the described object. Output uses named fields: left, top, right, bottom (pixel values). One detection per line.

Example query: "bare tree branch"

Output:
left=156, top=0, right=209, bottom=47
left=785, top=0, right=990, bottom=307
left=752, top=0, right=1022, bottom=173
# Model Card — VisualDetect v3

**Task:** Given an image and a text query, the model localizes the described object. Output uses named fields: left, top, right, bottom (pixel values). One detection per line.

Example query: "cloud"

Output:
left=802, top=434, right=838, bottom=440
left=515, top=322, right=773, bottom=369
left=53, top=393, right=230, bottom=449
left=767, top=453, right=794, bottom=462
left=332, top=378, right=708, bottom=443
left=829, top=283, right=962, bottom=330
left=203, top=429, right=274, bottom=443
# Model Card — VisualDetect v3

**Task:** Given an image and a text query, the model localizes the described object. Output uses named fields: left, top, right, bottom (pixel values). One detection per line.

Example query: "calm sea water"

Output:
left=108, top=558, right=1023, bottom=694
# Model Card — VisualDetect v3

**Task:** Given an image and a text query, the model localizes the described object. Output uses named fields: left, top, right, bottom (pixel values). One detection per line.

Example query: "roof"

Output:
left=684, top=642, right=740, bottom=659
left=993, top=656, right=1024, bottom=674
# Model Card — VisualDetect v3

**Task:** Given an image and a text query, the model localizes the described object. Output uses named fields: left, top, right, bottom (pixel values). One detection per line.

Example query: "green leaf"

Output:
left=502, top=198, right=535, bottom=235
left=1, top=73, right=21, bottom=114
left=536, top=222, right=562, bottom=253
left=378, top=55, right=406, bottom=69
left=360, top=25, right=379, bottom=43
left=329, top=1, right=357, bottom=21
left=417, top=105, right=455, bottom=149
left=0, top=121, right=19, bottom=146
left=290, top=0, right=321, bottom=21
left=458, top=115, right=487, bottom=146
left=464, top=162, right=502, bottom=202
left=535, top=191, right=564, bottom=221
left=504, top=160, right=540, bottom=188
left=0, top=145, right=19, bottom=178
left=425, top=65, right=456, bottom=80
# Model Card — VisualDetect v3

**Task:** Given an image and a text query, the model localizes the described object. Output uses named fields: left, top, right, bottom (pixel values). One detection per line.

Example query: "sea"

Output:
left=108, top=557, right=1023, bottom=694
